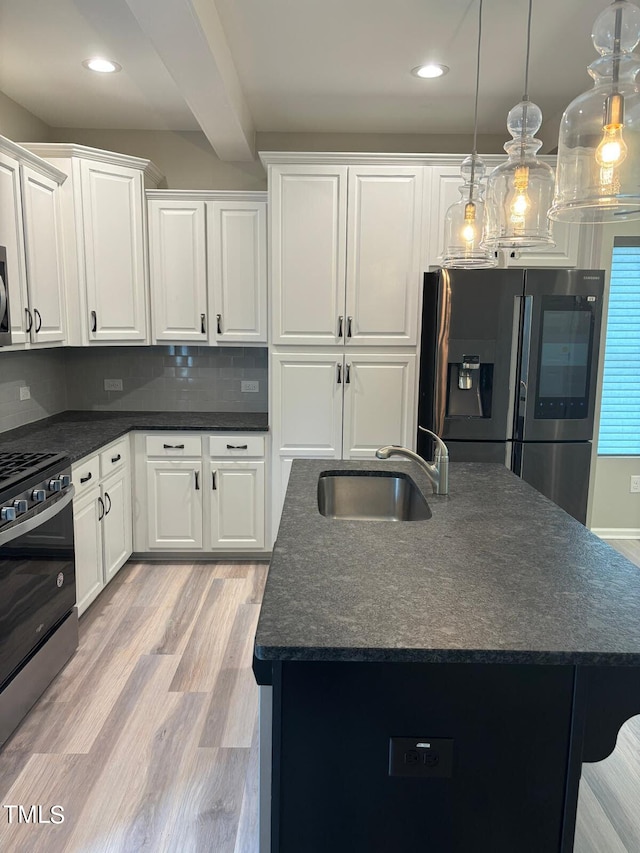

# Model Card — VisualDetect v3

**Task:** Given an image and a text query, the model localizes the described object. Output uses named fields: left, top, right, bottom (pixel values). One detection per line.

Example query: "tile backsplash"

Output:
left=0, top=346, right=268, bottom=434
left=64, top=346, right=268, bottom=413
left=0, top=349, right=69, bottom=433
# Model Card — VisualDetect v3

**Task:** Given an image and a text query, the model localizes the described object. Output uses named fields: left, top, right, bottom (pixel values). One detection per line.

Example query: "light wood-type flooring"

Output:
left=0, top=543, right=638, bottom=852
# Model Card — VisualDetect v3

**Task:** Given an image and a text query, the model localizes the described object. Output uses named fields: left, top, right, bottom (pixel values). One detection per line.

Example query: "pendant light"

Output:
left=441, top=0, right=497, bottom=269
left=549, top=0, right=640, bottom=223
left=482, top=0, right=555, bottom=248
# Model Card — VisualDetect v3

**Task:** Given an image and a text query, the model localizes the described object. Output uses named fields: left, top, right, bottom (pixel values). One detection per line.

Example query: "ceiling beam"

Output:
left=124, top=0, right=255, bottom=161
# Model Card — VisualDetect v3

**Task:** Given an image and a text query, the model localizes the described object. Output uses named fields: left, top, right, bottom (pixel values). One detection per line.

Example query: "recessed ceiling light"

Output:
left=411, top=63, right=449, bottom=79
left=82, top=58, right=122, bottom=74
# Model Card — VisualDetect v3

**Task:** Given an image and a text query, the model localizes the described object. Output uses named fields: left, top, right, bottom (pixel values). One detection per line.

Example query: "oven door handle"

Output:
left=0, top=487, right=75, bottom=547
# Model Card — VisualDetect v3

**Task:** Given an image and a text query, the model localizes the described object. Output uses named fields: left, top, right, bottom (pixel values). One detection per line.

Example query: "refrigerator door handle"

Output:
left=516, top=295, right=534, bottom=441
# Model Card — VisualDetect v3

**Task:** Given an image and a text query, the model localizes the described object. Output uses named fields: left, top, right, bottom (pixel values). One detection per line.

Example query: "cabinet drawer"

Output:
left=72, top=454, right=100, bottom=497
left=146, top=434, right=202, bottom=457
left=100, top=438, right=128, bottom=478
left=209, top=435, right=265, bottom=457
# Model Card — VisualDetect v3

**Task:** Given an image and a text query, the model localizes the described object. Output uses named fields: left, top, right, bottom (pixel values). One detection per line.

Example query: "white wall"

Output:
left=0, top=90, right=51, bottom=142
left=588, top=219, right=640, bottom=537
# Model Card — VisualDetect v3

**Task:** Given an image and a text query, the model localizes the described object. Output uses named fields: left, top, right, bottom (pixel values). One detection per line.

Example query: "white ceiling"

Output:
left=0, top=0, right=615, bottom=157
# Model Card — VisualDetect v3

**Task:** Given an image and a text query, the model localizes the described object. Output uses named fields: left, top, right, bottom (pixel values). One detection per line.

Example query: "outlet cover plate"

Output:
left=104, top=379, right=123, bottom=392
left=241, top=380, right=259, bottom=393
left=19, top=386, right=30, bottom=401
left=631, top=476, right=640, bottom=494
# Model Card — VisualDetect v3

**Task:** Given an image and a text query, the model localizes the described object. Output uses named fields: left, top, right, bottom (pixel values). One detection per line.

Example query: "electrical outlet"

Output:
left=241, top=380, right=259, bottom=393
left=630, top=476, right=640, bottom=494
left=104, top=379, right=123, bottom=392
left=19, top=386, right=30, bottom=401
left=388, top=737, right=454, bottom=778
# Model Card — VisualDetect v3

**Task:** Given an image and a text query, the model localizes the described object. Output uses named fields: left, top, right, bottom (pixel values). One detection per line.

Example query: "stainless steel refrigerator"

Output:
left=418, top=267, right=604, bottom=524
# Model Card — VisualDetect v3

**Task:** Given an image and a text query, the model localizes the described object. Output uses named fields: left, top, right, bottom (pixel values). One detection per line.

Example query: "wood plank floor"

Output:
left=0, top=543, right=638, bottom=852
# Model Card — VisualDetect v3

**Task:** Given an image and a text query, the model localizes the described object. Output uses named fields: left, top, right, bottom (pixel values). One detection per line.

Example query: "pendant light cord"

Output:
left=522, top=0, right=533, bottom=101
left=613, top=2, right=622, bottom=89
left=469, top=0, right=483, bottom=190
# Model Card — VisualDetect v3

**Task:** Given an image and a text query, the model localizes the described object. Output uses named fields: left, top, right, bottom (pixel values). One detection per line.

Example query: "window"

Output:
left=598, top=237, right=640, bottom=455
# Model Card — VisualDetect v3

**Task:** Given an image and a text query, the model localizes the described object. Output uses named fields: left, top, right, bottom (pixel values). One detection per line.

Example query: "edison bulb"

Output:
left=508, top=165, right=531, bottom=230
left=461, top=201, right=477, bottom=243
left=595, top=124, right=628, bottom=167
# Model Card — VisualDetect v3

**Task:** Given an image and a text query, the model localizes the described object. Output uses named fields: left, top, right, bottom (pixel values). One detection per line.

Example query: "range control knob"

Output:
left=59, top=474, right=71, bottom=488
left=48, top=479, right=63, bottom=492
left=31, top=489, right=47, bottom=503
left=13, top=499, right=28, bottom=514
left=1, top=506, right=17, bottom=522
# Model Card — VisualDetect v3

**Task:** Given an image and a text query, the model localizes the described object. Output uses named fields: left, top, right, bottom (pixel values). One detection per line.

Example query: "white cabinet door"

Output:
left=209, top=461, right=265, bottom=549
left=506, top=220, right=579, bottom=267
left=73, top=486, right=104, bottom=617
left=343, top=353, right=417, bottom=458
left=209, top=201, right=267, bottom=343
left=271, top=165, right=348, bottom=345
left=102, top=468, right=132, bottom=582
left=148, top=199, right=208, bottom=342
left=271, top=352, right=344, bottom=457
left=427, top=165, right=468, bottom=269
left=0, top=152, right=29, bottom=344
left=80, top=160, right=148, bottom=341
left=346, top=167, right=423, bottom=346
left=146, top=460, right=203, bottom=549
left=20, top=166, right=66, bottom=343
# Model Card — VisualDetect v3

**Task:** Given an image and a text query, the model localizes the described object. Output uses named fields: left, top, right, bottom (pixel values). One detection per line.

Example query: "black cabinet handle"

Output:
left=105, top=492, right=112, bottom=515
left=163, top=443, right=185, bottom=449
left=80, top=472, right=92, bottom=484
left=212, top=470, right=217, bottom=490
left=34, top=308, right=42, bottom=333
left=194, top=470, right=200, bottom=490
left=111, top=454, right=122, bottom=463
left=338, top=315, right=343, bottom=338
left=25, top=308, right=33, bottom=333
left=226, top=444, right=248, bottom=450
left=346, top=316, right=353, bottom=339
left=345, top=363, right=351, bottom=384
left=216, top=313, right=222, bottom=334
left=90, top=310, right=97, bottom=333
left=98, top=496, right=105, bottom=521
left=201, top=313, right=206, bottom=334
left=337, top=363, right=342, bottom=384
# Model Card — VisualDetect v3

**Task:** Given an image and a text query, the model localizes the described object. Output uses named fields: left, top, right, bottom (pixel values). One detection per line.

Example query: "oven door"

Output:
left=0, top=488, right=75, bottom=690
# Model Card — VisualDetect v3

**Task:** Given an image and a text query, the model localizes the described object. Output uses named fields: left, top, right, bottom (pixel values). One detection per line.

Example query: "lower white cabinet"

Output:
left=73, top=438, right=132, bottom=616
left=135, top=432, right=268, bottom=553
left=209, top=461, right=265, bottom=549
left=146, top=459, right=204, bottom=550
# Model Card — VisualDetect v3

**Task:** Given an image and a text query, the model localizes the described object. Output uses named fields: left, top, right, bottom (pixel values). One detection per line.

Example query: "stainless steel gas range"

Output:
left=0, top=450, right=77, bottom=747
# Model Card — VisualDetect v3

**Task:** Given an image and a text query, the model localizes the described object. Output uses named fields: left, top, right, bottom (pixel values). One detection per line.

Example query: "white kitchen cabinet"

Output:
left=270, top=163, right=422, bottom=346
left=0, top=137, right=67, bottom=349
left=73, top=484, right=104, bottom=616
left=20, top=166, right=66, bottom=344
left=210, top=200, right=267, bottom=343
left=208, top=460, right=265, bottom=549
left=72, top=437, right=133, bottom=616
left=146, top=459, right=204, bottom=550
left=147, top=191, right=268, bottom=345
left=148, top=199, right=208, bottom=342
left=22, top=143, right=163, bottom=346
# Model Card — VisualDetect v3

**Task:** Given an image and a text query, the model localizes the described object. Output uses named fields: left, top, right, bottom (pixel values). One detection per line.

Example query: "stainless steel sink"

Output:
left=317, top=470, right=431, bottom=521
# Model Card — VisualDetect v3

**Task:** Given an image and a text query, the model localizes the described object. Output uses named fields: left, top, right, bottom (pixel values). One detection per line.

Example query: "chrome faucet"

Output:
left=376, top=428, right=449, bottom=495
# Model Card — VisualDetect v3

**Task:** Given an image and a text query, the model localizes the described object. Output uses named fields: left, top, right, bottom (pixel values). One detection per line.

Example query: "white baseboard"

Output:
left=591, top=528, right=640, bottom=540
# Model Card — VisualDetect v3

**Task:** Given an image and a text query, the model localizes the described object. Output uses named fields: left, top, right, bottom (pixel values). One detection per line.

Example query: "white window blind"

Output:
left=598, top=237, right=640, bottom=455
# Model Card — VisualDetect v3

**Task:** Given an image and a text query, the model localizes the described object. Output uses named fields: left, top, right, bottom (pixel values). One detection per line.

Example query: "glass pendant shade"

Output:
left=549, top=0, right=640, bottom=223
left=442, top=155, right=497, bottom=268
left=482, top=100, right=556, bottom=248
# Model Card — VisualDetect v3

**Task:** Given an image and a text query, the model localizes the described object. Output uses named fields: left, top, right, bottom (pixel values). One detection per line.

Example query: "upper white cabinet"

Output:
left=147, top=191, right=267, bottom=345
left=0, top=137, right=67, bottom=348
left=268, top=160, right=423, bottom=346
left=426, top=157, right=578, bottom=269
left=23, top=143, right=163, bottom=346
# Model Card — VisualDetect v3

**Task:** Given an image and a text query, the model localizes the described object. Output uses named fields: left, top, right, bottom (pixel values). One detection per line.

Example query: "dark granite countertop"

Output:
left=255, top=459, right=640, bottom=666
left=0, top=410, right=269, bottom=462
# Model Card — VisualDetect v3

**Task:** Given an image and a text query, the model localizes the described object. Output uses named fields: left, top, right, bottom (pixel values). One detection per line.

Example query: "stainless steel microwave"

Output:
left=0, top=246, right=12, bottom=346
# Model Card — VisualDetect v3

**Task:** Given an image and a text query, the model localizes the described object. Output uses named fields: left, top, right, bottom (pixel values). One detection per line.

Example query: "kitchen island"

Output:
left=254, top=459, right=640, bottom=853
